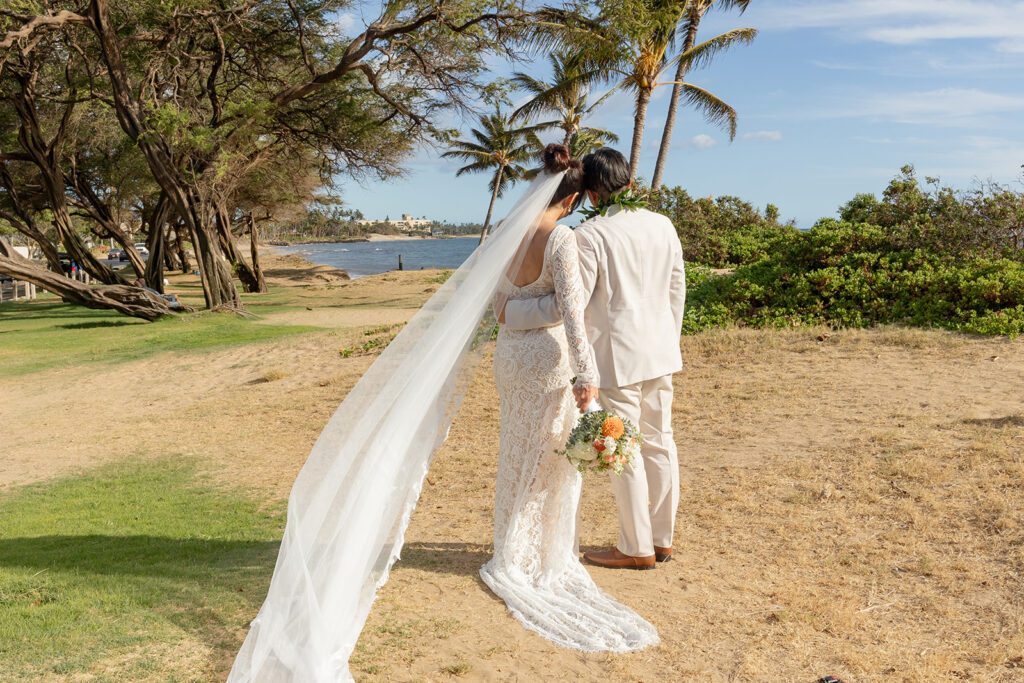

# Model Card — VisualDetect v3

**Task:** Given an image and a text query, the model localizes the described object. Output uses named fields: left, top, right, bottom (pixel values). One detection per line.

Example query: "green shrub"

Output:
left=837, top=165, right=1024, bottom=258
left=648, top=187, right=799, bottom=268
left=683, top=220, right=1024, bottom=336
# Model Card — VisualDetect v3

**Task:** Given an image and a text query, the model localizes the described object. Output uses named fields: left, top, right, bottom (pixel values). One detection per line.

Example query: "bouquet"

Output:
left=558, top=405, right=641, bottom=475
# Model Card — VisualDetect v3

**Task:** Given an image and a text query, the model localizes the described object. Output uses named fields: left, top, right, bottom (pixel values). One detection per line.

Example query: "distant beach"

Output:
left=275, top=236, right=478, bottom=278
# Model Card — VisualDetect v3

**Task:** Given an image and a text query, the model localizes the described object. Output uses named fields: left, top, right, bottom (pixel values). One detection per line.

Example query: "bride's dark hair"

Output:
left=542, top=143, right=583, bottom=211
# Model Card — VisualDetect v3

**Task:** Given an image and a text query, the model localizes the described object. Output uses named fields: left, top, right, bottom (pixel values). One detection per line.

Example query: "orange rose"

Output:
left=601, top=417, right=625, bottom=440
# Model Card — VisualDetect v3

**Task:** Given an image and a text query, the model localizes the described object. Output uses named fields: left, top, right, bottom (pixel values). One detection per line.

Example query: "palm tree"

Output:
left=442, top=108, right=541, bottom=244
left=511, top=52, right=618, bottom=147
left=651, top=0, right=754, bottom=189
left=567, top=128, right=619, bottom=159
left=594, top=0, right=756, bottom=181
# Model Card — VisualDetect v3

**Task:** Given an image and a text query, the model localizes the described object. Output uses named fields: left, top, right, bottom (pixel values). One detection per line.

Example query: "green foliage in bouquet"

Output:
left=557, top=411, right=642, bottom=475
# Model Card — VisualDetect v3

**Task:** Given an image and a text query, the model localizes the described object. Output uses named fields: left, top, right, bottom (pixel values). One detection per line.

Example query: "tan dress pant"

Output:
left=598, top=374, right=679, bottom=557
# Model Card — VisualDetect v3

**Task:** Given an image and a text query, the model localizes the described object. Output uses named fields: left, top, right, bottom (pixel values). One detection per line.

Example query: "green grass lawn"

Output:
left=0, top=296, right=319, bottom=378
left=0, top=459, right=284, bottom=681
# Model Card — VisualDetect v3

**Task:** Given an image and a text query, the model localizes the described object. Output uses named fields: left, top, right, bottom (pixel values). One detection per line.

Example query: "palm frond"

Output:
left=510, top=72, right=550, bottom=97
left=672, top=27, right=758, bottom=74
left=489, top=164, right=526, bottom=198
left=579, top=126, right=619, bottom=143
left=568, top=127, right=619, bottom=159
left=443, top=140, right=491, bottom=155
left=714, top=0, right=753, bottom=15
left=680, top=83, right=738, bottom=140
left=511, top=52, right=606, bottom=123
left=452, top=159, right=497, bottom=177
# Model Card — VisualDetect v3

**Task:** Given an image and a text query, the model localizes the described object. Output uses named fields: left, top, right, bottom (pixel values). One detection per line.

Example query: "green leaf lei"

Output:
left=579, top=187, right=649, bottom=219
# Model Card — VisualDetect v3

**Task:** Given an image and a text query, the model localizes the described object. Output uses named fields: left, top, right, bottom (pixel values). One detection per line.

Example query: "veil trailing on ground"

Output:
left=227, top=172, right=564, bottom=682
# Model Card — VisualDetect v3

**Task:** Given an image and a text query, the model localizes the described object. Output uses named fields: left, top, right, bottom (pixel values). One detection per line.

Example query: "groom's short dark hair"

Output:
left=582, top=148, right=630, bottom=200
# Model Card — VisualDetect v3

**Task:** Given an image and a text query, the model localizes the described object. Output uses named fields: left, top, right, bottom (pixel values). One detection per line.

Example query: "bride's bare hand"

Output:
left=572, top=384, right=598, bottom=412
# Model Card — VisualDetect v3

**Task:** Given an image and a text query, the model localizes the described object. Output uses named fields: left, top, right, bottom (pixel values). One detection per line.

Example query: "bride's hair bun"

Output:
left=542, top=143, right=573, bottom=174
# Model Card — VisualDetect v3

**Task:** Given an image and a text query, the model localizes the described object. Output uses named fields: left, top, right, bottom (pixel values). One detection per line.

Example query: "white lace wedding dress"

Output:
left=480, top=224, right=659, bottom=652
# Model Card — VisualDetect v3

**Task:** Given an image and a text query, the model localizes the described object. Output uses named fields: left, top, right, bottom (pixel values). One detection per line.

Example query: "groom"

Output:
left=502, top=148, right=686, bottom=570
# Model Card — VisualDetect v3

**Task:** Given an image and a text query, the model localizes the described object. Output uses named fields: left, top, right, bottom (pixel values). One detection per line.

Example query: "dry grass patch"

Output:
left=3, top=257, right=1023, bottom=681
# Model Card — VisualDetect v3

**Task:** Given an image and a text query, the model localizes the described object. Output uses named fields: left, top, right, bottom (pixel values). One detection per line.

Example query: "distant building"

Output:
left=356, top=213, right=431, bottom=231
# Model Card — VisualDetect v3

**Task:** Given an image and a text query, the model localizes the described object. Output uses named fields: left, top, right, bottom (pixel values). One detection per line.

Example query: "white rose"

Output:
left=602, top=436, right=617, bottom=453
left=574, top=442, right=600, bottom=461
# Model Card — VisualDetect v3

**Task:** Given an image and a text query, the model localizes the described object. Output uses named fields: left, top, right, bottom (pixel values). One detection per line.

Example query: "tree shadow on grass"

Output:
left=396, top=541, right=492, bottom=578
left=962, top=415, right=1024, bottom=429
left=0, top=534, right=281, bottom=676
left=58, top=320, right=137, bottom=330
left=0, top=534, right=279, bottom=579
left=0, top=301, right=133, bottom=322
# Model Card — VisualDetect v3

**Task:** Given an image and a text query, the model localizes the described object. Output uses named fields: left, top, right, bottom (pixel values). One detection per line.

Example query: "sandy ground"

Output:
left=2, top=256, right=1023, bottom=681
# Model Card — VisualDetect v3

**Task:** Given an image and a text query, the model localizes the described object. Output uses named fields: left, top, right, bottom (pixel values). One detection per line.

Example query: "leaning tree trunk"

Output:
left=0, top=236, right=183, bottom=320
left=89, top=0, right=239, bottom=310
left=478, top=166, right=505, bottom=245
left=562, top=126, right=573, bottom=146
left=628, top=89, right=652, bottom=182
left=0, top=212, right=63, bottom=273
left=10, top=76, right=120, bottom=284
left=651, top=14, right=702, bottom=190
left=162, top=226, right=181, bottom=272
left=187, top=198, right=240, bottom=308
left=214, top=202, right=264, bottom=293
left=143, top=192, right=172, bottom=292
left=246, top=213, right=267, bottom=293
left=0, top=205, right=64, bottom=274
left=0, top=164, right=64, bottom=273
left=172, top=222, right=190, bottom=273
left=67, top=168, right=147, bottom=276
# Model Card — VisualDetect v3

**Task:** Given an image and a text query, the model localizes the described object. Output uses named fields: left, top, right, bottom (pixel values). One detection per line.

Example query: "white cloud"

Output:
left=335, top=12, right=357, bottom=35
left=742, top=130, right=783, bottom=142
left=997, top=38, right=1024, bottom=53
left=690, top=134, right=718, bottom=149
left=810, top=60, right=872, bottom=72
left=850, top=87, right=1024, bottom=126
left=760, top=1, right=1024, bottom=46
left=805, top=88, right=1024, bottom=127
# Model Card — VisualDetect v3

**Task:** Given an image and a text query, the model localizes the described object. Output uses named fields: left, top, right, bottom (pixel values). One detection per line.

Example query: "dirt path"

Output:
left=2, top=265, right=1022, bottom=681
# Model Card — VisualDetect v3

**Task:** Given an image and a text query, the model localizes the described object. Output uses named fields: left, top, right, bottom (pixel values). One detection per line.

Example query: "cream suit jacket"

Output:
left=503, top=206, right=686, bottom=388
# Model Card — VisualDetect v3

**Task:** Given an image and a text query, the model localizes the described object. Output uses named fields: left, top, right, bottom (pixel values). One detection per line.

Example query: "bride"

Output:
left=482, top=144, right=658, bottom=651
left=228, top=144, right=654, bottom=683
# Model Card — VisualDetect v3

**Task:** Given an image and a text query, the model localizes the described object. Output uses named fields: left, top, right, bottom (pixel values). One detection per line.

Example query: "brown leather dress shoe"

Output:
left=583, top=548, right=656, bottom=570
left=654, top=545, right=672, bottom=563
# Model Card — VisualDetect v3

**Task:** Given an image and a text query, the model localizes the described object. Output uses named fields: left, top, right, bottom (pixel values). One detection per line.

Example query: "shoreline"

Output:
left=258, top=237, right=466, bottom=280
left=267, top=233, right=481, bottom=247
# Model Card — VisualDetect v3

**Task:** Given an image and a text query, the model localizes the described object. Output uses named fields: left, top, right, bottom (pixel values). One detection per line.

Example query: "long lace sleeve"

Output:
left=493, top=276, right=512, bottom=321
left=548, top=226, right=598, bottom=387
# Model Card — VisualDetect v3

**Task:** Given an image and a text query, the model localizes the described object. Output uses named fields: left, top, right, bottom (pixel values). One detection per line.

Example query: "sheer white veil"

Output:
left=227, top=171, right=565, bottom=682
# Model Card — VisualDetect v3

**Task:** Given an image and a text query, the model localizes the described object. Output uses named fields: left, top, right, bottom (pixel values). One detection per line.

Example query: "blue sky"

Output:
left=342, top=1, right=1024, bottom=228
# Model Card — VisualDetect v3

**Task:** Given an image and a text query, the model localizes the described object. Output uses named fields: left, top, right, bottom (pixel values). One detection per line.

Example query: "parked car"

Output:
left=133, top=243, right=150, bottom=259
left=108, top=247, right=125, bottom=261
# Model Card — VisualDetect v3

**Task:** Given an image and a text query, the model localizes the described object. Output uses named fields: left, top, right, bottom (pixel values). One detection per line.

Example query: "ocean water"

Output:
left=278, top=237, right=478, bottom=278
